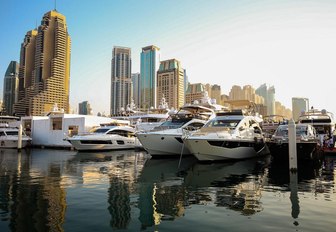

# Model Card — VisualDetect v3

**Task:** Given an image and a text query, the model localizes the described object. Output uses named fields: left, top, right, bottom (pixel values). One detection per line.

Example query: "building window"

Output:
left=51, top=117, right=62, bottom=130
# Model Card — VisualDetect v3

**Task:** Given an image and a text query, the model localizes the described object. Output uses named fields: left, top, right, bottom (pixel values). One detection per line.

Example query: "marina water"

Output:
left=0, top=149, right=335, bottom=231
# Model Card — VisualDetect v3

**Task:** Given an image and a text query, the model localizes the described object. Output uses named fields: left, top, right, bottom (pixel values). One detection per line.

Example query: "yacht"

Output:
left=261, top=115, right=288, bottom=140
left=184, top=105, right=269, bottom=162
left=267, top=124, right=319, bottom=160
left=136, top=95, right=227, bottom=157
left=297, top=108, right=335, bottom=147
left=112, top=96, right=174, bottom=132
left=130, top=96, right=174, bottom=132
left=66, top=125, right=140, bottom=151
left=0, top=116, right=31, bottom=148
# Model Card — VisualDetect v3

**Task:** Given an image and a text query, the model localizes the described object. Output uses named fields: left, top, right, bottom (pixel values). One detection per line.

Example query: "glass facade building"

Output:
left=3, top=61, right=19, bottom=115
left=140, top=45, right=160, bottom=109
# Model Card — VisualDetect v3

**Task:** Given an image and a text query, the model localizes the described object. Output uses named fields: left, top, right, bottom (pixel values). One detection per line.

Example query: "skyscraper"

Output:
left=131, top=73, right=140, bottom=108
left=292, top=97, right=309, bottom=121
left=157, top=59, right=185, bottom=110
left=3, top=61, right=19, bottom=115
left=111, top=46, right=132, bottom=115
left=14, top=10, right=71, bottom=116
left=140, top=45, right=160, bottom=109
left=78, top=101, right=92, bottom=115
left=256, top=83, right=275, bottom=115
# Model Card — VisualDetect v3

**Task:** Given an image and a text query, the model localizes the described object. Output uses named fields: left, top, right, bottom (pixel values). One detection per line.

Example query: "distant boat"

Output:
left=297, top=108, right=335, bottom=147
left=0, top=116, right=31, bottom=149
left=261, top=115, right=288, bottom=140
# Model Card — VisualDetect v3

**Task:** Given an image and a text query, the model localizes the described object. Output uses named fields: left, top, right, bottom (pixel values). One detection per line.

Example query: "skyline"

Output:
left=1, top=0, right=336, bottom=116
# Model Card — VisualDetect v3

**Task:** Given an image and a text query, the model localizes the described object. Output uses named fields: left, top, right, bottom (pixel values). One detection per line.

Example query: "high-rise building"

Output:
left=292, top=97, right=309, bottom=121
left=229, top=85, right=264, bottom=104
left=78, top=101, right=92, bottom=115
left=157, top=59, right=185, bottom=110
left=211, top=84, right=221, bottom=104
left=131, top=73, right=140, bottom=108
left=14, top=10, right=71, bottom=116
left=275, top=101, right=292, bottom=119
left=111, top=46, right=132, bottom=115
left=140, top=45, right=160, bottom=109
left=3, top=61, right=19, bottom=115
left=256, top=83, right=275, bottom=115
left=185, top=83, right=207, bottom=104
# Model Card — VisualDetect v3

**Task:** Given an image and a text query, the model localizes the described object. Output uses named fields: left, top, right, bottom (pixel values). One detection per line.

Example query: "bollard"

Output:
left=288, top=119, right=297, bottom=171
left=18, top=124, right=23, bottom=150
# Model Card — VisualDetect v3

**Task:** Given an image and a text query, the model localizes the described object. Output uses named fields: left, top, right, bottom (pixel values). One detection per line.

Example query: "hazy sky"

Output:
left=1, top=0, right=336, bottom=116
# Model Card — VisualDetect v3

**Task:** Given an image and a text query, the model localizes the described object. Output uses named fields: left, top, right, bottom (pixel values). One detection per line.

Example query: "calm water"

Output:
left=0, top=148, right=335, bottom=232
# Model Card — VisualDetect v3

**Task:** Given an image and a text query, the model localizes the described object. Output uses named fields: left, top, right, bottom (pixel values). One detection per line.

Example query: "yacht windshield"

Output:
left=5, top=131, right=19, bottom=136
left=206, top=119, right=241, bottom=128
left=275, top=126, right=308, bottom=137
left=159, top=117, right=192, bottom=129
left=91, top=128, right=111, bottom=133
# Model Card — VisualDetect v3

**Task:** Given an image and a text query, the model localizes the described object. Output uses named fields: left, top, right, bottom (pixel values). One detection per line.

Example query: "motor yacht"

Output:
left=297, top=108, right=335, bottom=147
left=261, top=115, right=288, bottom=140
left=66, top=125, right=140, bottom=151
left=136, top=106, right=214, bottom=156
left=184, top=108, right=269, bottom=162
left=267, top=124, right=319, bottom=160
left=136, top=95, right=228, bottom=157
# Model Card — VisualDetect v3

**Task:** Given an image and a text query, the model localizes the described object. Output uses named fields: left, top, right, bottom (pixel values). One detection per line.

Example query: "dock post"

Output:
left=18, top=124, right=23, bottom=151
left=288, top=119, right=297, bottom=171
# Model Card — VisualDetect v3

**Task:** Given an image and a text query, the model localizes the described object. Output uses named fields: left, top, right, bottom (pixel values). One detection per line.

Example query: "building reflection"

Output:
left=0, top=149, right=69, bottom=232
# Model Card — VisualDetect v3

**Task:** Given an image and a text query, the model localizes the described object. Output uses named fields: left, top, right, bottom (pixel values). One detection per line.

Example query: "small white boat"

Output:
left=66, top=125, right=140, bottom=151
left=0, top=116, right=32, bottom=149
left=0, top=126, right=32, bottom=148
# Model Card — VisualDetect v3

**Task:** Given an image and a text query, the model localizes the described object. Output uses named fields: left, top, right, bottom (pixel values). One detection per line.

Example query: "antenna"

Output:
left=54, top=0, right=57, bottom=11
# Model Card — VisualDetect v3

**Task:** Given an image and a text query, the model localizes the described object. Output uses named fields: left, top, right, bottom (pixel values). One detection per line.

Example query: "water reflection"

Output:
left=0, top=149, right=335, bottom=232
left=67, top=150, right=148, bottom=230
left=137, top=157, right=196, bottom=230
left=184, top=156, right=270, bottom=216
left=0, top=149, right=74, bottom=232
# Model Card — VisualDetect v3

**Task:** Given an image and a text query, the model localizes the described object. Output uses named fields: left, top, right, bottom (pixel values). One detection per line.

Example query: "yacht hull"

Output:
left=136, top=132, right=191, bottom=156
left=267, top=141, right=318, bottom=160
left=67, top=137, right=139, bottom=151
left=184, top=138, right=269, bottom=161
left=0, top=137, right=31, bottom=149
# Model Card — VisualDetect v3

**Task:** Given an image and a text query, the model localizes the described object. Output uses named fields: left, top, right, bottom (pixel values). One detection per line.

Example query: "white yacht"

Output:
left=184, top=108, right=269, bottom=162
left=136, top=106, right=211, bottom=156
left=0, top=116, right=31, bottom=149
left=130, top=96, right=173, bottom=132
left=65, top=125, right=140, bottom=151
left=136, top=100, right=225, bottom=156
left=297, top=108, right=335, bottom=146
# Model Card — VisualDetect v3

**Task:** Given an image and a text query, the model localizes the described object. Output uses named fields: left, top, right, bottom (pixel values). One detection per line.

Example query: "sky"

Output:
left=1, top=0, right=336, bottom=116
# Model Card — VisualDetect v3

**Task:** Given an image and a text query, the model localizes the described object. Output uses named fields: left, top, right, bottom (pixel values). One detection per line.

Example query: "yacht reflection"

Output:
left=137, top=157, right=197, bottom=230
left=267, top=156, right=324, bottom=188
left=68, top=150, right=149, bottom=230
left=184, top=156, right=271, bottom=216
